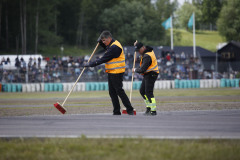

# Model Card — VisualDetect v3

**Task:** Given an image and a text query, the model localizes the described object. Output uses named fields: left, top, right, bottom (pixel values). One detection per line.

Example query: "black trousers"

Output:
left=108, top=73, right=133, bottom=114
left=139, top=72, right=158, bottom=103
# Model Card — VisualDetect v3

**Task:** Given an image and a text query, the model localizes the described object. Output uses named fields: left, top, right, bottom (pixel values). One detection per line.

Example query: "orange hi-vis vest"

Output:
left=105, top=40, right=126, bottom=74
left=140, top=51, right=159, bottom=75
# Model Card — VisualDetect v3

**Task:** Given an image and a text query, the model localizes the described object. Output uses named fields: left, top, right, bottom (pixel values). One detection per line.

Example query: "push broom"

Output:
left=54, top=43, right=99, bottom=114
left=122, top=49, right=137, bottom=115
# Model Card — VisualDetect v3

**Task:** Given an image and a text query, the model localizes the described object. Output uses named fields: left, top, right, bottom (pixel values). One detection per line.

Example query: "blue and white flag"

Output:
left=162, top=17, right=172, bottom=30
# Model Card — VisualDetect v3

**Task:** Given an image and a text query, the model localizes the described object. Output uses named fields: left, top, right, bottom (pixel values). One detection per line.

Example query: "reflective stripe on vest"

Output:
left=140, top=51, right=159, bottom=74
left=106, top=60, right=125, bottom=65
left=105, top=40, right=126, bottom=74
left=105, top=66, right=125, bottom=70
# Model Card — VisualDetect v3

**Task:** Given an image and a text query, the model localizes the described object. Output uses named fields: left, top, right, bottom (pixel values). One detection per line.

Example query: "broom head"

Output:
left=54, top=102, right=67, bottom=114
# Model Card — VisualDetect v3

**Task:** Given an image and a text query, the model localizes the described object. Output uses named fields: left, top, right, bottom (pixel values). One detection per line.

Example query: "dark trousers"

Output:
left=108, top=73, right=133, bottom=114
left=140, top=72, right=158, bottom=103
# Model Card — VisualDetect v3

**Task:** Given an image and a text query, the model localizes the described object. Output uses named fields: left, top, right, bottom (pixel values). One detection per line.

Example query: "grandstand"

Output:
left=0, top=44, right=239, bottom=84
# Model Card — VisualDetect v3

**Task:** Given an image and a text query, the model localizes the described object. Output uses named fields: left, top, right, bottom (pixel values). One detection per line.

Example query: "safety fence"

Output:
left=0, top=79, right=239, bottom=93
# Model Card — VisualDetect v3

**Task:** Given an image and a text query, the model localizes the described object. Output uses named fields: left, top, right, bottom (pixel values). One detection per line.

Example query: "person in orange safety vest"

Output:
left=84, top=31, right=135, bottom=115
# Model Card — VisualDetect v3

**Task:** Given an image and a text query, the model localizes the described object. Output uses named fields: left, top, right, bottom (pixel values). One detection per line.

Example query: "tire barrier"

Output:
left=74, top=83, right=85, bottom=92
left=0, top=79, right=239, bottom=92
left=173, top=79, right=223, bottom=89
left=174, top=79, right=179, bottom=89
left=133, top=81, right=141, bottom=90
left=86, top=82, right=108, bottom=91
left=30, top=83, right=36, bottom=92
left=174, top=79, right=201, bottom=89
left=62, top=83, right=68, bottom=92
left=40, top=83, right=45, bottom=92
left=122, top=81, right=141, bottom=91
left=0, top=83, right=23, bottom=92
left=220, top=78, right=240, bottom=88
left=22, top=84, right=27, bottom=92
left=171, top=80, right=175, bottom=89
left=123, top=81, right=131, bottom=91
left=155, top=81, right=171, bottom=89
left=44, top=83, right=64, bottom=92
left=236, top=79, right=240, bottom=88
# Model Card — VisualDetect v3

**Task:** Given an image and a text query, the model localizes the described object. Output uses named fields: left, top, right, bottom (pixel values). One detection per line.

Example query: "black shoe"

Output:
left=127, top=110, right=134, bottom=115
left=113, top=112, right=121, bottom=115
left=150, top=111, right=157, bottom=116
left=143, top=107, right=151, bottom=116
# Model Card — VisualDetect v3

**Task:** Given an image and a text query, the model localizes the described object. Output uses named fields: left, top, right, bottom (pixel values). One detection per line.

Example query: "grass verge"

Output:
left=176, top=29, right=225, bottom=52
left=0, top=88, right=239, bottom=99
left=0, top=138, right=239, bottom=160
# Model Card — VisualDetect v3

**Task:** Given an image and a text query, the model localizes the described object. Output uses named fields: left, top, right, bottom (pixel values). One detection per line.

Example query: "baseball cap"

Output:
left=135, top=42, right=143, bottom=51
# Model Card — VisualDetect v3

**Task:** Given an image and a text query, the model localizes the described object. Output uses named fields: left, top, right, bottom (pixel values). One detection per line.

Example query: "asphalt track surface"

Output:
left=0, top=109, right=240, bottom=139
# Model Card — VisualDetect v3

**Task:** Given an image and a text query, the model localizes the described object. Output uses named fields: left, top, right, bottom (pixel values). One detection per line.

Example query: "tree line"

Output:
left=0, top=0, right=239, bottom=55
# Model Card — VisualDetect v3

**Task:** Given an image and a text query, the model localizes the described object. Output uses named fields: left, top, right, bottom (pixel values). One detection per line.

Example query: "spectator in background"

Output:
left=0, top=61, right=3, bottom=70
left=28, top=57, right=33, bottom=69
left=20, top=57, right=24, bottom=63
left=166, top=53, right=171, bottom=61
left=7, top=71, right=14, bottom=82
left=7, top=57, right=11, bottom=64
left=1, top=57, right=6, bottom=64
left=175, top=53, right=180, bottom=62
left=38, top=57, right=41, bottom=68
left=172, top=53, right=176, bottom=63
left=52, top=55, right=57, bottom=62
left=180, top=52, right=186, bottom=61
left=15, top=57, right=20, bottom=68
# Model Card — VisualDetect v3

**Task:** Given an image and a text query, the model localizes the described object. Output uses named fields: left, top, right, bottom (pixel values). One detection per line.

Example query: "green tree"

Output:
left=57, top=0, right=81, bottom=45
left=99, top=0, right=166, bottom=46
left=79, top=0, right=121, bottom=47
left=155, top=0, right=177, bottom=19
left=201, top=0, right=223, bottom=30
left=0, top=0, right=62, bottom=53
left=175, top=2, right=202, bottom=30
left=217, top=0, right=240, bottom=41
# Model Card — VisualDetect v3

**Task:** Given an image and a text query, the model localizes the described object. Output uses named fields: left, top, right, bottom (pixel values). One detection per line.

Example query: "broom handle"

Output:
left=129, top=51, right=137, bottom=102
left=62, top=43, right=99, bottom=106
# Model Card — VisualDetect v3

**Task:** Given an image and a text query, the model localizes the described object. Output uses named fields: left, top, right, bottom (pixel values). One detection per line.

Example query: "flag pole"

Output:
left=171, top=15, right=173, bottom=50
left=193, top=12, right=196, bottom=58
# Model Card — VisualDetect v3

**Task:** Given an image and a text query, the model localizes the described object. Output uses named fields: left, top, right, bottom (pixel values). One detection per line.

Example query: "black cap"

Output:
left=135, top=42, right=143, bottom=51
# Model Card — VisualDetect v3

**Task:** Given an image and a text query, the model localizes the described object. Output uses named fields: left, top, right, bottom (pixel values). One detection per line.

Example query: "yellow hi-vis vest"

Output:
left=140, top=51, right=159, bottom=75
left=105, top=40, right=126, bottom=74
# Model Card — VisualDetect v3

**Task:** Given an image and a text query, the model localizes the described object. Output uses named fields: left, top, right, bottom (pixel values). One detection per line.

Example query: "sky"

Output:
left=177, top=0, right=187, bottom=6
left=151, top=0, right=191, bottom=7
left=172, top=0, right=192, bottom=6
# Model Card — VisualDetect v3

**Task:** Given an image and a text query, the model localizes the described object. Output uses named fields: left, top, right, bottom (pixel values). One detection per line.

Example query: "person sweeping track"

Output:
left=133, top=41, right=159, bottom=116
left=84, top=31, right=135, bottom=115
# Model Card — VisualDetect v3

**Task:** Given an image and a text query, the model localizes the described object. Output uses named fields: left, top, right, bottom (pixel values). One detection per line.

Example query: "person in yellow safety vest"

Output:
left=84, top=31, right=135, bottom=115
left=133, top=41, right=159, bottom=116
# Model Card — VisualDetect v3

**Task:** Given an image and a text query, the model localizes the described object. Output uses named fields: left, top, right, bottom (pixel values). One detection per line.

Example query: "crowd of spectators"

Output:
left=1, top=51, right=240, bottom=83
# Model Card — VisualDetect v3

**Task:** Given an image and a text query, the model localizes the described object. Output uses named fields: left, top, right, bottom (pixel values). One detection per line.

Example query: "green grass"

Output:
left=0, top=88, right=239, bottom=99
left=0, top=138, right=239, bottom=160
left=0, top=89, right=240, bottom=160
left=175, top=29, right=225, bottom=52
left=0, top=91, right=109, bottom=99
